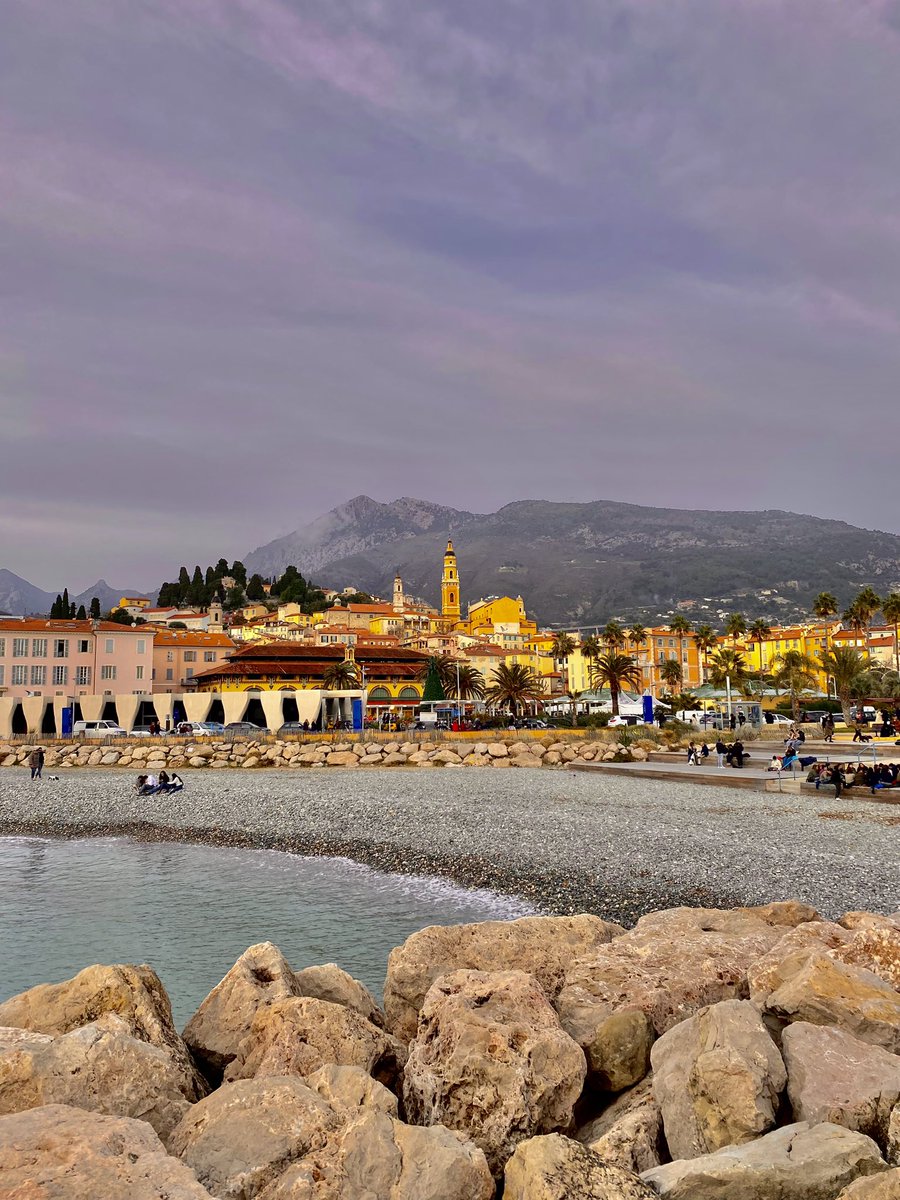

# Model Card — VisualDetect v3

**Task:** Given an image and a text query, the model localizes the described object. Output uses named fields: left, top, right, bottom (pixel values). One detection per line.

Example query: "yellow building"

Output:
left=441, top=541, right=461, bottom=625
left=558, top=626, right=702, bottom=697
left=726, top=622, right=836, bottom=694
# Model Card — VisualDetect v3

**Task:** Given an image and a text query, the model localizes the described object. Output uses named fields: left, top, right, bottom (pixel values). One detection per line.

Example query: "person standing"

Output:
left=687, top=741, right=698, bottom=766
left=28, top=747, right=44, bottom=780
left=715, top=738, right=727, bottom=768
left=731, top=739, right=745, bottom=768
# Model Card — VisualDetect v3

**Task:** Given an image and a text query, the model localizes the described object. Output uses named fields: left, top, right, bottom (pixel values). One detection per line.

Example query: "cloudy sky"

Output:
left=3, top=1, right=900, bottom=589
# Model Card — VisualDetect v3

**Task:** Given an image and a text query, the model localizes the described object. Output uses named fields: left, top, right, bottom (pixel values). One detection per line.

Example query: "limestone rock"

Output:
left=224, top=997, right=403, bottom=1087
left=384, top=913, right=624, bottom=1042
left=169, top=1076, right=340, bottom=1199
left=782, top=1022, right=900, bottom=1149
left=258, top=1108, right=495, bottom=1200
left=890, top=1106, right=900, bottom=1165
left=305, top=1064, right=399, bottom=1119
left=0, top=1016, right=190, bottom=1141
left=650, top=999, right=786, bottom=1160
left=326, top=751, right=359, bottom=766
left=0, top=961, right=205, bottom=1100
left=840, top=913, right=900, bottom=932
left=643, top=1121, right=888, bottom=1199
left=487, top=742, right=509, bottom=757
left=0, top=1103, right=212, bottom=1198
left=294, top=963, right=385, bottom=1027
left=432, top=749, right=463, bottom=765
left=833, top=926, right=900, bottom=991
left=763, top=952, right=900, bottom=1052
left=556, top=907, right=785, bottom=1091
left=503, top=1133, right=656, bottom=1200
left=381, top=752, right=408, bottom=766
left=403, top=969, right=586, bottom=1177
left=740, top=901, right=822, bottom=927
left=836, top=1169, right=900, bottom=1198
left=748, top=920, right=852, bottom=1000
left=183, top=941, right=300, bottom=1079
left=576, top=1078, right=665, bottom=1174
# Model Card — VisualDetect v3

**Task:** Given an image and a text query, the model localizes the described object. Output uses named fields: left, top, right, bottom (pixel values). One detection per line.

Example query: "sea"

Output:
left=0, top=835, right=534, bottom=1027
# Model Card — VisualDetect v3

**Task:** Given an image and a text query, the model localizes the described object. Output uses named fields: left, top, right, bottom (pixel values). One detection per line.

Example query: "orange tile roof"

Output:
left=0, top=618, right=147, bottom=634
left=152, top=630, right=235, bottom=648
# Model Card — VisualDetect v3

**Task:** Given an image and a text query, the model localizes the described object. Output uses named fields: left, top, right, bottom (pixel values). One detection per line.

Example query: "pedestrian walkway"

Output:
left=571, top=758, right=805, bottom=792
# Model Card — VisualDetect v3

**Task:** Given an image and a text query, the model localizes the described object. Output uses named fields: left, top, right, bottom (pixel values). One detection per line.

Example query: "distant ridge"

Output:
left=0, top=571, right=148, bottom=617
left=245, top=495, right=900, bottom=624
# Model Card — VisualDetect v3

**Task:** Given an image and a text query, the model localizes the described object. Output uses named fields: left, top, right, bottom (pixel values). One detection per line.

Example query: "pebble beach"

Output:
left=0, top=768, right=897, bottom=924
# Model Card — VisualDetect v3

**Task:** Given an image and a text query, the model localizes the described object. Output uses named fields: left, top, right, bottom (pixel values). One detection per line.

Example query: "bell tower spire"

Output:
left=441, top=539, right=461, bottom=625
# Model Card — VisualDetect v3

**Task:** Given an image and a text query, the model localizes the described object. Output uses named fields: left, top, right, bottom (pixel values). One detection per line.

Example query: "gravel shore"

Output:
left=0, top=768, right=897, bottom=924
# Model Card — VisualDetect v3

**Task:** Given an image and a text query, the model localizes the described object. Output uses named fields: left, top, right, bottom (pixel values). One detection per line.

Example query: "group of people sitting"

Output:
left=686, top=740, right=750, bottom=768
left=807, top=761, right=900, bottom=796
left=134, top=771, right=183, bottom=795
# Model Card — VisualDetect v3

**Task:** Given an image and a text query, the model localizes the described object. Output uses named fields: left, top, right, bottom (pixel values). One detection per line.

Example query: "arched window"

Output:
left=449, top=591, right=455, bottom=604
left=399, top=686, right=419, bottom=700
left=368, top=686, right=390, bottom=700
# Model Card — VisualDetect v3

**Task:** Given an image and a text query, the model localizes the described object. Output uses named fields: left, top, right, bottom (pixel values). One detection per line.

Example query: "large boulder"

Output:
left=642, top=1122, right=888, bottom=1199
left=503, top=1133, right=656, bottom=1200
left=650, top=999, right=786, bottom=1160
left=576, top=1078, right=665, bottom=1174
left=257, top=1108, right=495, bottom=1200
left=0, top=1016, right=190, bottom=1141
left=837, top=1168, right=900, bottom=1197
left=384, top=914, right=623, bottom=1042
left=782, top=1022, right=900, bottom=1150
left=832, top=926, right=900, bottom=992
left=224, top=997, right=404, bottom=1087
left=169, top=1076, right=340, bottom=1199
left=748, top=921, right=852, bottom=999
left=294, top=964, right=385, bottom=1028
left=0, top=962, right=205, bottom=1100
left=555, top=907, right=787, bottom=1090
left=403, top=969, right=586, bottom=1177
left=763, top=953, right=900, bottom=1053
left=0, top=1103, right=212, bottom=1198
left=183, top=942, right=301, bottom=1079
left=305, top=1064, right=399, bottom=1119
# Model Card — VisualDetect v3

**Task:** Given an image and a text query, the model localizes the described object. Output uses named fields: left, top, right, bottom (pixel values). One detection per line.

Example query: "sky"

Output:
left=3, top=0, right=900, bottom=591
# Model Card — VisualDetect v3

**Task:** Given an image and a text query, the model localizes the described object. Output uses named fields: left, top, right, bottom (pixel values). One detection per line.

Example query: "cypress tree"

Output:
left=89, top=596, right=101, bottom=619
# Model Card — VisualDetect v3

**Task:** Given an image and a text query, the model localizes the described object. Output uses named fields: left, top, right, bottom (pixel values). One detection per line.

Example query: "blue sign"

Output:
left=351, top=698, right=363, bottom=732
left=62, top=706, right=73, bottom=737
left=642, top=692, right=654, bottom=724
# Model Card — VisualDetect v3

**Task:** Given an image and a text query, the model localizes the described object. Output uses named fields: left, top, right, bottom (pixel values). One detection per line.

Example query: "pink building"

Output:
left=0, top=619, right=154, bottom=700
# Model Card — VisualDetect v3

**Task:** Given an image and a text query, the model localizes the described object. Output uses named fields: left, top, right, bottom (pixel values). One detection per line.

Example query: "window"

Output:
left=166, top=651, right=174, bottom=662
left=53, top=666, right=68, bottom=686
left=105, top=639, right=114, bottom=653
left=53, top=639, right=69, bottom=658
left=204, top=650, right=216, bottom=662
left=76, top=666, right=91, bottom=686
left=32, top=638, right=47, bottom=657
left=0, top=638, right=4, bottom=655
left=137, top=640, right=146, bottom=654
left=11, top=665, right=26, bottom=686
left=78, top=639, right=89, bottom=653
left=30, top=665, right=46, bottom=686
left=12, top=638, right=28, bottom=657
left=100, top=665, right=117, bottom=681
left=0, top=667, right=4, bottom=686
left=186, top=667, right=194, bottom=678
left=136, top=666, right=144, bottom=680
left=166, top=668, right=173, bottom=681
left=183, top=651, right=197, bottom=662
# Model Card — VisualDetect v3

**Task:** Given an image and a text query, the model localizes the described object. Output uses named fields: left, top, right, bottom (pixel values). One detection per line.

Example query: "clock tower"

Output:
left=441, top=540, right=461, bottom=625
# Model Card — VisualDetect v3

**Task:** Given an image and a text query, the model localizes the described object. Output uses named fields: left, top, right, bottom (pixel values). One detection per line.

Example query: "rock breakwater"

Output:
left=0, top=735, right=653, bottom=772
left=1, top=905, right=899, bottom=1197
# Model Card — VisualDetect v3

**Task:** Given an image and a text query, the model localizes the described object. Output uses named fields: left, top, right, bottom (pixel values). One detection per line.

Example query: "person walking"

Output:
left=715, top=738, right=727, bottom=768
left=28, top=747, right=44, bottom=780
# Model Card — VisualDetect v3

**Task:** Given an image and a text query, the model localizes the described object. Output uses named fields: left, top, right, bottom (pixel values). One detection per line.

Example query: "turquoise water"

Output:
left=0, top=837, right=533, bottom=1027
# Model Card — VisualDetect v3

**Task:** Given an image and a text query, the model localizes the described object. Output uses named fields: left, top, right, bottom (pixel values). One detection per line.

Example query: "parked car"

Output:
left=130, top=725, right=155, bottom=738
left=170, top=721, right=216, bottom=737
left=73, top=719, right=126, bottom=739
left=224, top=721, right=269, bottom=737
left=201, top=722, right=226, bottom=735
left=764, top=713, right=793, bottom=726
left=278, top=722, right=311, bottom=735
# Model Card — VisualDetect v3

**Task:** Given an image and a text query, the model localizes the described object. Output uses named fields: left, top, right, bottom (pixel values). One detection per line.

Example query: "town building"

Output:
left=0, top=618, right=154, bottom=702
left=151, top=629, right=236, bottom=693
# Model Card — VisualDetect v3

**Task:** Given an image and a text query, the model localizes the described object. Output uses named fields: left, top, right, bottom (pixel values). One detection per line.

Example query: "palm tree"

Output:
left=818, top=646, right=870, bottom=725
left=724, top=613, right=747, bottom=643
left=485, top=663, right=546, bottom=717
left=322, top=660, right=360, bottom=690
left=589, top=651, right=643, bottom=717
left=659, top=658, right=683, bottom=695
left=694, top=624, right=717, bottom=683
left=417, top=654, right=453, bottom=691
left=550, top=632, right=577, bottom=695
left=747, top=619, right=772, bottom=676
left=854, top=586, right=882, bottom=631
left=581, top=633, right=602, bottom=661
left=707, top=648, right=748, bottom=692
left=772, top=650, right=818, bottom=721
left=813, top=591, right=838, bottom=623
left=446, top=664, right=485, bottom=702
left=883, top=593, right=900, bottom=676
left=628, top=624, right=647, bottom=648
left=602, top=620, right=626, bottom=650
left=669, top=615, right=692, bottom=686
left=842, top=601, right=868, bottom=644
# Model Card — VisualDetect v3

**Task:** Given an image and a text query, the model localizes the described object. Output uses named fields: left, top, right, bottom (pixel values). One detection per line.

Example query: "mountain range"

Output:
left=244, top=495, right=900, bottom=625
left=0, top=572, right=146, bottom=618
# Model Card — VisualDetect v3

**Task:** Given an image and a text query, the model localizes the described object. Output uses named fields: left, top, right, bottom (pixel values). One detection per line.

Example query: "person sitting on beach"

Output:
left=687, top=741, right=698, bottom=765
left=767, top=754, right=783, bottom=772
left=700, top=742, right=710, bottom=762
left=141, top=772, right=158, bottom=795
left=781, top=750, right=800, bottom=771
left=159, top=771, right=183, bottom=793
left=157, top=770, right=170, bottom=792
left=134, top=774, right=148, bottom=793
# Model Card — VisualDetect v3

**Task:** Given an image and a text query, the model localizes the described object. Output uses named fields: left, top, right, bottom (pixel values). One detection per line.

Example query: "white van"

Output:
left=73, top=719, right=126, bottom=739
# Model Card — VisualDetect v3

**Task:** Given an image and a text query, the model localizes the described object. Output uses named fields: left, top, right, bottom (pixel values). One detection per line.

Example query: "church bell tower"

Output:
left=441, top=540, right=461, bottom=625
